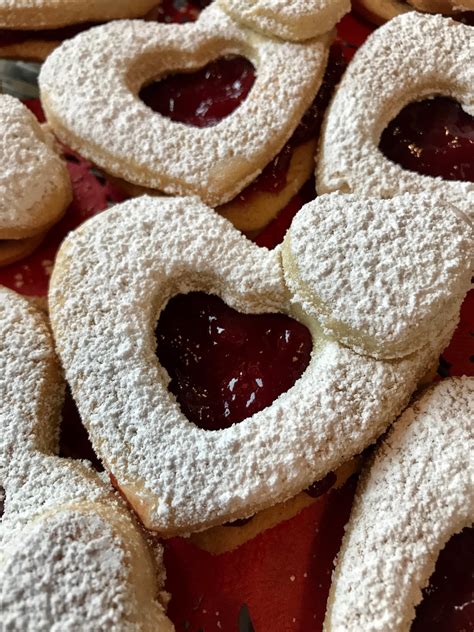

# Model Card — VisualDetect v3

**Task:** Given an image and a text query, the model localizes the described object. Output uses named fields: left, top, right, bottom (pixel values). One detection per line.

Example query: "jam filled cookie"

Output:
left=0, top=0, right=160, bottom=29
left=353, top=0, right=474, bottom=26
left=0, top=287, right=173, bottom=631
left=317, top=13, right=474, bottom=220
left=49, top=193, right=470, bottom=536
left=0, top=95, right=71, bottom=263
left=324, top=377, right=474, bottom=631
left=216, top=0, right=350, bottom=41
left=39, top=4, right=330, bottom=207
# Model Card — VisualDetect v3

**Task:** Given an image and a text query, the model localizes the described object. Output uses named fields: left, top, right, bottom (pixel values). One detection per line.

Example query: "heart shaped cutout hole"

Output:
left=140, top=55, right=256, bottom=127
left=379, top=97, right=474, bottom=182
left=156, top=292, right=312, bottom=430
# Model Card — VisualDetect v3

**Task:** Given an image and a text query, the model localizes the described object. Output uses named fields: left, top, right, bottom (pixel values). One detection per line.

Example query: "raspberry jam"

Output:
left=146, top=0, right=213, bottom=23
left=412, top=528, right=474, bottom=631
left=380, top=97, right=474, bottom=182
left=140, top=44, right=345, bottom=198
left=140, top=56, right=255, bottom=128
left=156, top=292, right=312, bottom=431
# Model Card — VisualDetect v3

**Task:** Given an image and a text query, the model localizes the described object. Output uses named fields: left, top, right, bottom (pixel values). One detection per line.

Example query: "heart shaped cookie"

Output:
left=49, top=194, right=465, bottom=536
left=324, top=377, right=474, bottom=631
left=39, top=4, right=330, bottom=206
left=0, top=288, right=172, bottom=631
left=317, top=13, right=474, bottom=220
left=282, top=193, right=473, bottom=359
left=0, top=0, right=160, bottom=28
left=216, top=0, right=350, bottom=40
left=0, top=95, right=71, bottom=240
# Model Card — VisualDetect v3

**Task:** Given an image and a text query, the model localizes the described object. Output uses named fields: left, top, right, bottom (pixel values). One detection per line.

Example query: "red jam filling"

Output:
left=146, top=0, right=213, bottom=23
left=140, top=56, right=255, bottom=128
left=140, top=44, right=345, bottom=197
left=380, top=97, right=474, bottom=182
left=412, top=528, right=474, bottom=631
left=155, top=292, right=312, bottom=431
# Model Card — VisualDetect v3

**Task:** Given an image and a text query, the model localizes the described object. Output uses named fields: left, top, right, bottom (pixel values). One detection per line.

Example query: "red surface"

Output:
left=0, top=7, right=472, bottom=632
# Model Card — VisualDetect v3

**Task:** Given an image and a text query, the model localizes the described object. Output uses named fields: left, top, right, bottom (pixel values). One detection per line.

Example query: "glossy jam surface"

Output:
left=156, top=292, right=312, bottom=431
left=413, top=528, right=474, bottom=631
left=380, top=97, right=474, bottom=182
left=140, top=56, right=255, bottom=128
left=147, top=0, right=212, bottom=23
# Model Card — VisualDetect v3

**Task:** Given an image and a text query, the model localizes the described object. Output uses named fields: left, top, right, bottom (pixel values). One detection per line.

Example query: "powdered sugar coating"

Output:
left=217, top=0, right=350, bottom=40
left=283, top=194, right=473, bottom=360
left=324, top=377, right=474, bottom=632
left=317, top=13, right=474, bottom=221
left=0, top=95, right=71, bottom=239
left=0, top=288, right=172, bottom=631
left=49, top=195, right=450, bottom=535
left=39, top=5, right=330, bottom=206
left=0, top=0, right=159, bottom=29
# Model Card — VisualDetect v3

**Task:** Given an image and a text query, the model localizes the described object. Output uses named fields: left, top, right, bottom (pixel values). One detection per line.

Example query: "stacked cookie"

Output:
left=0, top=94, right=71, bottom=265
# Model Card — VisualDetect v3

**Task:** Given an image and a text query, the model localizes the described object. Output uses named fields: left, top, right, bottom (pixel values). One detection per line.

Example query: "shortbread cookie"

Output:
left=352, top=0, right=409, bottom=25
left=0, top=37, right=58, bottom=61
left=324, top=377, right=474, bottom=631
left=282, top=194, right=473, bottom=360
left=0, top=0, right=160, bottom=29
left=39, top=4, right=330, bottom=207
left=216, top=0, right=350, bottom=41
left=317, top=14, right=474, bottom=220
left=0, top=95, right=71, bottom=240
left=0, top=232, right=45, bottom=266
left=353, top=0, right=473, bottom=27
left=191, top=457, right=361, bottom=554
left=49, top=194, right=464, bottom=536
left=0, top=287, right=173, bottom=631
left=408, top=0, right=474, bottom=12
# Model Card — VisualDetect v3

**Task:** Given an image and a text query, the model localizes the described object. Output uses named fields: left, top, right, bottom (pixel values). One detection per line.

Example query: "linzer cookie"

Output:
left=216, top=0, right=350, bottom=40
left=324, top=377, right=474, bottom=631
left=39, top=4, right=330, bottom=207
left=0, top=95, right=71, bottom=264
left=353, top=0, right=474, bottom=25
left=49, top=193, right=470, bottom=536
left=0, top=287, right=173, bottom=631
left=317, top=13, right=474, bottom=220
left=0, top=0, right=160, bottom=29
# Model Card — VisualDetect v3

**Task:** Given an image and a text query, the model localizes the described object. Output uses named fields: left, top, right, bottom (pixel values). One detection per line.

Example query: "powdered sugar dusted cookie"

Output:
left=0, top=95, right=71, bottom=240
left=282, top=194, right=473, bottom=360
left=324, top=377, right=474, bottom=631
left=317, top=14, right=474, bottom=220
left=216, top=0, right=350, bottom=40
left=0, top=0, right=160, bottom=29
left=0, top=287, right=173, bottom=631
left=39, top=4, right=330, bottom=206
left=49, top=195, right=458, bottom=536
